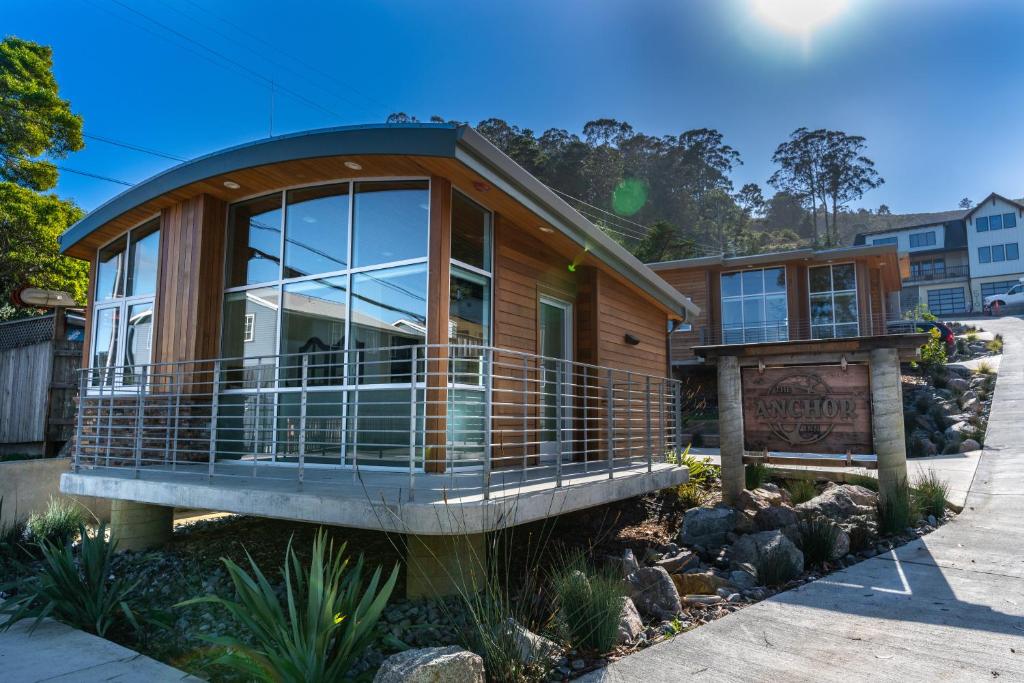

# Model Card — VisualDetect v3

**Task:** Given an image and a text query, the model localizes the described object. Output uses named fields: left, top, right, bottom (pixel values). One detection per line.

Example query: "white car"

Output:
left=984, top=281, right=1024, bottom=312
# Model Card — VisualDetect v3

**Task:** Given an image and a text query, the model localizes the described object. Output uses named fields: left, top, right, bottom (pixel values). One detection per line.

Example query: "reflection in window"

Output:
left=345, top=389, right=424, bottom=468
left=96, top=237, right=126, bottom=301
left=720, top=267, right=787, bottom=343
left=276, top=391, right=345, bottom=464
left=280, top=277, right=347, bottom=386
left=451, top=191, right=491, bottom=270
left=221, top=287, right=279, bottom=388
left=91, top=307, right=120, bottom=386
left=450, top=268, right=490, bottom=384
left=225, top=194, right=282, bottom=287
left=350, top=263, right=427, bottom=384
left=283, top=184, right=349, bottom=279
left=123, top=302, right=154, bottom=385
left=126, top=224, right=160, bottom=297
left=351, top=181, right=429, bottom=267
left=809, top=263, right=859, bottom=339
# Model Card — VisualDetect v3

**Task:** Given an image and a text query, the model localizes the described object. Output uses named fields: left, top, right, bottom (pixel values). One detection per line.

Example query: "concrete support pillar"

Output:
left=870, top=347, right=909, bottom=501
left=405, top=533, right=487, bottom=598
left=109, top=500, right=173, bottom=551
left=717, top=355, right=745, bottom=505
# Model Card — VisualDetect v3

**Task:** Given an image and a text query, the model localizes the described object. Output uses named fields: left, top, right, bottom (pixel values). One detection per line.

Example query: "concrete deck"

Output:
left=62, top=459, right=688, bottom=535
left=585, top=315, right=1024, bottom=682
left=0, top=618, right=199, bottom=682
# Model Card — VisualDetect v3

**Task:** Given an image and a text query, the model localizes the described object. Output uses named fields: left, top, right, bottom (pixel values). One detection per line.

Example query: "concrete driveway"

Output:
left=584, top=315, right=1024, bottom=682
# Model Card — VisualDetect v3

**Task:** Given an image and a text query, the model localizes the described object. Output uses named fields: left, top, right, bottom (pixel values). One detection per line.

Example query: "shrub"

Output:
left=912, top=471, right=948, bottom=519
left=676, top=484, right=707, bottom=509
left=784, top=479, right=817, bottom=505
left=987, top=335, right=1003, bottom=354
left=903, top=303, right=936, bottom=322
left=965, top=330, right=978, bottom=342
left=877, top=479, right=918, bottom=535
left=745, top=461, right=769, bottom=490
left=913, top=393, right=930, bottom=413
left=0, top=524, right=140, bottom=639
left=927, top=404, right=948, bottom=428
left=755, top=546, right=795, bottom=587
left=931, top=371, right=949, bottom=389
left=846, top=474, right=879, bottom=492
left=178, top=529, right=398, bottom=683
left=976, top=360, right=993, bottom=375
left=680, top=452, right=719, bottom=489
left=955, top=338, right=969, bottom=356
left=550, top=552, right=627, bottom=653
left=798, top=516, right=840, bottom=568
left=26, top=497, right=87, bottom=547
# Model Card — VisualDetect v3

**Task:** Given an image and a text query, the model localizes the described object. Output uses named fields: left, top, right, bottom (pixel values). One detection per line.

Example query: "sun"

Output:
left=751, top=0, right=849, bottom=35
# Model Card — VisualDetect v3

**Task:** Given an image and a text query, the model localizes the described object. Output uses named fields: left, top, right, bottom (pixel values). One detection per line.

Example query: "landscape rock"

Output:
left=755, top=504, right=800, bottom=531
left=503, top=619, right=561, bottom=665
left=959, top=438, right=981, bottom=452
left=655, top=550, right=700, bottom=574
left=944, top=421, right=971, bottom=440
left=959, top=390, right=977, bottom=407
left=729, top=530, right=804, bottom=584
left=616, top=597, right=644, bottom=644
left=671, top=570, right=731, bottom=595
left=796, top=484, right=877, bottom=522
left=728, top=569, right=757, bottom=590
left=681, top=594, right=723, bottom=606
left=831, top=527, right=851, bottom=560
left=374, top=646, right=485, bottom=683
left=736, top=486, right=787, bottom=512
left=947, top=377, right=969, bottom=392
left=625, top=566, right=682, bottom=621
left=679, top=506, right=737, bottom=547
left=615, top=549, right=639, bottom=577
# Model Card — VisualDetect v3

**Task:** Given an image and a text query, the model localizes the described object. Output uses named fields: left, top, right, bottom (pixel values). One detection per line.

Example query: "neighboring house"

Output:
left=853, top=192, right=1024, bottom=313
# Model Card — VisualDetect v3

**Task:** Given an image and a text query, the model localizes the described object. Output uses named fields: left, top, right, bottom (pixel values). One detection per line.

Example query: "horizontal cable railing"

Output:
left=691, top=313, right=939, bottom=347
left=904, top=264, right=970, bottom=282
left=72, top=344, right=685, bottom=500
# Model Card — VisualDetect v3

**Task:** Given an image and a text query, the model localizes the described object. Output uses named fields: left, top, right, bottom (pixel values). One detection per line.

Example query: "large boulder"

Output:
left=796, top=483, right=877, bottom=523
left=625, top=566, right=682, bottom=621
left=671, top=570, right=732, bottom=595
left=755, top=505, right=800, bottom=532
left=502, top=619, right=561, bottom=665
left=654, top=550, right=700, bottom=574
left=679, top=506, right=737, bottom=547
left=616, top=597, right=644, bottom=644
left=947, top=377, right=969, bottom=392
left=729, top=530, right=804, bottom=584
left=614, top=548, right=640, bottom=577
left=736, top=485, right=787, bottom=512
left=374, top=646, right=485, bottom=683
left=959, top=438, right=982, bottom=452
left=944, top=421, right=972, bottom=440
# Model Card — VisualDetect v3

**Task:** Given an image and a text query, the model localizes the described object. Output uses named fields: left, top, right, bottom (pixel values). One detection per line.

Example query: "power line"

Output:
left=0, top=153, right=134, bottom=186
left=83, top=133, right=187, bottom=162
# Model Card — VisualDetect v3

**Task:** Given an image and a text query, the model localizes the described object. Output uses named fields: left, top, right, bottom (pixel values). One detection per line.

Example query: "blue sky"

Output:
left=5, top=0, right=1024, bottom=215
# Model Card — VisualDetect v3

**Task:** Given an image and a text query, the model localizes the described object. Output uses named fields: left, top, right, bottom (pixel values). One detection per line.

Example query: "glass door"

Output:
left=539, top=297, right=572, bottom=461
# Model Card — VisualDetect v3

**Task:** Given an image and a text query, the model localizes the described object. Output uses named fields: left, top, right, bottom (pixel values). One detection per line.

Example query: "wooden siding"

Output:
left=0, top=342, right=51, bottom=443
left=596, top=271, right=667, bottom=377
left=425, top=177, right=452, bottom=472
left=659, top=268, right=708, bottom=362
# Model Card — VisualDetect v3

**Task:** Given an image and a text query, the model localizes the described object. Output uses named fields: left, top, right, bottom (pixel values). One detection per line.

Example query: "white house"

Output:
left=964, top=193, right=1024, bottom=310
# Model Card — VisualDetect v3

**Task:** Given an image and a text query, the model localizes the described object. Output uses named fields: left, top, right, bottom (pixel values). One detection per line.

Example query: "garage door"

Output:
left=927, top=287, right=967, bottom=315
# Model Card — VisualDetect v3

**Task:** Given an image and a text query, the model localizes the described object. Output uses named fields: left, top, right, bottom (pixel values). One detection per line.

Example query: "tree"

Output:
left=877, top=204, right=891, bottom=215
left=769, top=128, right=828, bottom=246
left=385, top=112, right=419, bottom=123
left=958, top=197, right=973, bottom=209
left=0, top=36, right=86, bottom=319
left=819, top=130, right=884, bottom=246
left=632, top=221, right=694, bottom=263
left=735, top=183, right=766, bottom=218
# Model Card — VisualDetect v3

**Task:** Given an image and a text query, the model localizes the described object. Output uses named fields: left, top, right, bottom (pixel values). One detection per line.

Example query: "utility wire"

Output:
left=83, top=133, right=187, bottom=162
left=0, top=153, right=134, bottom=186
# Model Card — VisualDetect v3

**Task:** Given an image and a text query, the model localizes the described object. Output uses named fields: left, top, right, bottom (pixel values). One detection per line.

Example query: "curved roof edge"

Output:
left=60, top=122, right=696, bottom=318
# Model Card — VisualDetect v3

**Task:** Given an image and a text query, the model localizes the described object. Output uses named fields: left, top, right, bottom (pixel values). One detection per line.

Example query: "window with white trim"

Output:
left=91, top=219, right=160, bottom=387
left=720, top=267, right=788, bottom=343
left=809, top=263, right=859, bottom=339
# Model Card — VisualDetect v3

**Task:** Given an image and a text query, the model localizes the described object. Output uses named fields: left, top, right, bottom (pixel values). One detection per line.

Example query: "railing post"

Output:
left=582, top=367, right=590, bottom=473
left=298, top=355, right=308, bottom=490
left=658, top=379, right=666, bottom=464
left=133, top=367, right=146, bottom=478
left=606, top=368, right=614, bottom=479
left=645, top=375, right=652, bottom=473
left=208, top=360, right=221, bottom=481
left=73, top=369, right=85, bottom=473
left=555, top=359, right=564, bottom=488
left=521, top=355, right=529, bottom=470
left=104, top=374, right=114, bottom=468
left=625, top=370, right=633, bottom=463
left=674, top=380, right=684, bottom=459
left=409, top=346, right=418, bottom=502
left=253, top=366, right=261, bottom=477
left=171, top=377, right=181, bottom=473
left=483, top=347, right=494, bottom=500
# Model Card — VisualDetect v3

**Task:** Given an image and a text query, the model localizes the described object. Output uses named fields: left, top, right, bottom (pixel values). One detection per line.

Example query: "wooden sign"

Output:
left=741, top=364, right=873, bottom=455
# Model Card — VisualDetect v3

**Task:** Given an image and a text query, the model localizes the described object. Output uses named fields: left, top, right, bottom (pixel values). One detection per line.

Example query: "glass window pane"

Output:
left=350, top=263, right=427, bottom=384
left=834, top=293, right=858, bottom=323
left=280, top=277, right=347, bottom=386
left=835, top=323, right=859, bottom=338
left=216, top=393, right=274, bottom=462
left=765, top=294, right=788, bottom=323
left=809, top=266, right=831, bottom=293
left=743, top=298, right=764, bottom=325
left=346, top=388, right=423, bottom=468
left=96, top=236, right=126, bottom=301
left=810, top=294, right=833, bottom=325
left=221, top=286, right=279, bottom=389
left=990, top=214, right=1003, bottom=230
left=123, top=302, right=154, bottom=385
left=1007, top=243, right=1020, bottom=260
left=91, top=306, right=120, bottom=385
left=764, top=267, right=786, bottom=294
left=352, top=181, right=429, bottom=267
left=832, top=263, right=856, bottom=290
left=812, top=324, right=835, bottom=340
left=720, top=272, right=741, bottom=298
left=741, top=269, right=763, bottom=295
left=450, top=269, right=491, bottom=384
left=1004, top=212, right=1017, bottom=228
left=283, top=184, right=349, bottom=279
left=722, top=299, right=743, bottom=342
left=276, top=391, right=345, bottom=464
left=979, top=247, right=991, bottom=263
left=977, top=216, right=989, bottom=231
left=225, top=194, right=282, bottom=288
left=452, top=191, right=491, bottom=271
left=126, top=223, right=160, bottom=297
left=992, top=244, right=1005, bottom=262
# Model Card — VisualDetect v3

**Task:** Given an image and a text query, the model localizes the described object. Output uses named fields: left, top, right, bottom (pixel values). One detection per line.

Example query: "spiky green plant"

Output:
left=877, top=479, right=918, bottom=535
left=0, top=524, right=140, bottom=638
left=846, top=474, right=879, bottom=492
left=912, top=471, right=949, bottom=518
left=678, top=451, right=719, bottom=490
left=755, top=546, right=795, bottom=587
left=784, top=479, right=817, bottom=505
left=25, top=497, right=87, bottom=547
left=745, top=461, right=769, bottom=490
left=550, top=551, right=627, bottom=653
left=676, top=483, right=708, bottom=509
left=177, top=529, right=398, bottom=683
left=798, top=516, right=840, bottom=568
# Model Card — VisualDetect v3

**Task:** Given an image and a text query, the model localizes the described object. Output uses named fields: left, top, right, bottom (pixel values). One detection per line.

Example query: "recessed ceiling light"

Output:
left=538, top=226, right=554, bottom=233
left=223, top=180, right=240, bottom=189
left=344, top=161, right=362, bottom=171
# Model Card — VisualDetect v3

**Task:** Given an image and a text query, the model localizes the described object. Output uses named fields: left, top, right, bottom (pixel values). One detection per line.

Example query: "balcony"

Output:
left=65, top=344, right=688, bottom=534
left=691, top=313, right=925, bottom=347
left=905, top=264, right=970, bottom=283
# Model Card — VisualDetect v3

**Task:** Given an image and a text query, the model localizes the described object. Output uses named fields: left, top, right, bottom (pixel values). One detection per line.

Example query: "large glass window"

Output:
left=451, top=191, right=491, bottom=271
left=809, top=263, right=859, bottom=339
left=280, top=277, right=347, bottom=386
left=225, top=194, right=283, bottom=288
left=283, top=184, right=349, bottom=279
left=352, top=180, right=429, bottom=267
left=221, top=287, right=279, bottom=389
left=720, top=267, right=787, bottom=343
left=350, top=264, right=427, bottom=384
left=909, top=231, right=936, bottom=248
left=91, top=220, right=160, bottom=388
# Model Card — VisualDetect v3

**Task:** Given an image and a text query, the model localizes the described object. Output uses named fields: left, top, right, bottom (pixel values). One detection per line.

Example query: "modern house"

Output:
left=58, top=123, right=696, bottom=591
left=853, top=192, right=1024, bottom=314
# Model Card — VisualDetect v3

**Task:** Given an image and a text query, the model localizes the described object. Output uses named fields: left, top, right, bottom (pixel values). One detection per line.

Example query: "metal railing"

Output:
left=905, top=264, right=970, bottom=282
left=72, top=344, right=684, bottom=499
left=691, top=312, right=930, bottom=347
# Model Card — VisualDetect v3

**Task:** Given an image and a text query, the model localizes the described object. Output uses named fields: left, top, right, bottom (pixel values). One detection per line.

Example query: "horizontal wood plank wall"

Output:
left=153, top=194, right=227, bottom=389
left=492, top=215, right=577, bottom=469
left=425, top=177, right=452, bottom=473
left=658, top=268, right=708, bottom=361
left=80, top=257, right=97, bottom=366
left=856, top=261, right=871, bottom=335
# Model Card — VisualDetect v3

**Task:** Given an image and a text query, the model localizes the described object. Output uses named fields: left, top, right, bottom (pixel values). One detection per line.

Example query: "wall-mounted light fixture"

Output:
left=223, top=180, right=241, bottom=189
left=344, top=161, right=363, bottom=170
left=624, top=333, right=640, bottom=346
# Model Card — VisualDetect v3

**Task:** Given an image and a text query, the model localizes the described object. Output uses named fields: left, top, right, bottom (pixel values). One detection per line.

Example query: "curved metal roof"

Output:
left=60, top=123, right=697, bottom=318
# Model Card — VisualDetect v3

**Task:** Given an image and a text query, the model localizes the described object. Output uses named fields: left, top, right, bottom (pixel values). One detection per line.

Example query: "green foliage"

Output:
left=955, top=338, right=969, bottom=356
left=965, top=330, right=978, bottom=342
left=784, top=479, right=818, bottom=505
left=877, top=479, right=919, bottom=535
left=177, top=529, right=397, bottom=683
left=755, top=546, right=795, bottom=587
left=550, top=552, right=627, bottom=653
left=677, top=450, right=719, bottom=489
left=987, top=336, right=1003, bottom=354
left=675, top=484, right=708, bottom=509
left=846, top=474, right=879, bottom=492
left=798, top=516, right=840, bottom=568
left=903, top=303, right=937, bottom=322
left=912, top=471, right=948, bottom=519
left=976, top=360, right=993, bottom=375
left=0, top=524, right=141, bottom=638
left=745, top=461, right=769, bottom=490
left=26, top=496, right=87, bottom=547
left=917, top=328, right=948, bottom=376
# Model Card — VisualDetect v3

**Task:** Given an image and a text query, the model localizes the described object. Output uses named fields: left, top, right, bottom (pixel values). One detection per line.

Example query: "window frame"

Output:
left=807, top=262, right=860, bottom=339
left=908, top=231, right=936, bottom=248
left=719, top=266, right=789, bottom=344
left=89, top=217, right=161, bottom=392
left=926, top=287, right=966, bottom=315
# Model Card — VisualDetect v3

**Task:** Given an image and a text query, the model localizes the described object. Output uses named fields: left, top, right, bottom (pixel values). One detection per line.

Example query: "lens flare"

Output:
left=752, top=0, right=848, bottom=35
left=612, top=178, right=648, bottom=216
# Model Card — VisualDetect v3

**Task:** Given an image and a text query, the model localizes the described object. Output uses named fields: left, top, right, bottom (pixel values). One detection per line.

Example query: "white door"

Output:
left=539, top=297, right=572, bottom=461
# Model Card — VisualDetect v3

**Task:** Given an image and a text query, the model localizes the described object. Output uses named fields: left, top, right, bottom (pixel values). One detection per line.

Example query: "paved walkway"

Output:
left=0, top=617, right=198, bottom=682
left=586, top=315, right=1024, bottom=682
